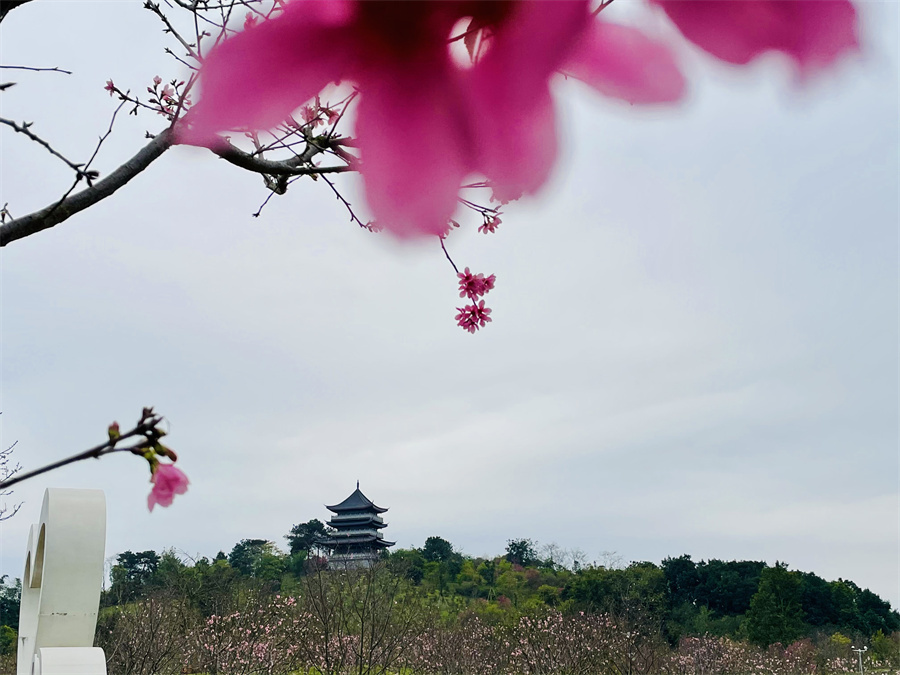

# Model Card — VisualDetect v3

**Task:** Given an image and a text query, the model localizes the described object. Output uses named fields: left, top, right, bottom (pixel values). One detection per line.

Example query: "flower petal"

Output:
left=179, top=0, right=358, bottom=145
left=470, top=1, right=589, bottom=201
left=355, top=57, right=472, bottom=237
left=653, top=0, right=859, bottom=73
left=563, top=20, right=686, bottom=104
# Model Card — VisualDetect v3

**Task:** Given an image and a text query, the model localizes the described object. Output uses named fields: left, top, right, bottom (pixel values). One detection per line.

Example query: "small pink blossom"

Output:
left=300, top=103, right=323, bottom=127
left=455, top=300, right=492, bottom=333
left=324, top=107, right=341, bottom=126
left=652, top=0, right=858, bottom=75
left=244, top=12, right=259, bottom=30
left=478, top=216, right=501, bottom=234
left=458, top=267, right=496, bottom=300
left=147, top=463, right=189, bottom=511
left=104, top=79, right=115, bottom=96
left=153, top=75, right=162, bottom=86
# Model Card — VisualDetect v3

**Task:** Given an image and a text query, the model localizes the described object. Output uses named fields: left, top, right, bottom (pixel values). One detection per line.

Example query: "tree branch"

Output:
left=0, top=127, right=174, bottom=246
left=0, top=408, right=168, bottom=490
left=0, top=65, right=72, bottom=75
left=211, top=137, right=355, bottom=176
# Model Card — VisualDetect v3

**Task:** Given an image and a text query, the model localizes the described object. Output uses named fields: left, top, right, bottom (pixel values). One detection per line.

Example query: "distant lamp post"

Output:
left=851, top=646, right=867, bottom=675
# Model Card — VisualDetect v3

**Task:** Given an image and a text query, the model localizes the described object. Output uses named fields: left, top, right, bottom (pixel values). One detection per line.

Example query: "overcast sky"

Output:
left=1, top=1, right=897, bottom=609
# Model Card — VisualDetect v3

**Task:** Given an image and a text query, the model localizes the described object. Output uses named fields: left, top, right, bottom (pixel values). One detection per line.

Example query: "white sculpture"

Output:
left=17, top=489, right=107, bottom=675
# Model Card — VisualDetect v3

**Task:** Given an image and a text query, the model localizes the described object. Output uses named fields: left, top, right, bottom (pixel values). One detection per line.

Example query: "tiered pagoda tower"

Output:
left=318, top=483, right=394, bottom=568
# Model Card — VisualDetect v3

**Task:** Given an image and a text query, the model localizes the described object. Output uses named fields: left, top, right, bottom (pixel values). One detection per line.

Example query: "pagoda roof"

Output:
left=325, top=486, right=388, bottom=514
left=329, top=515, right=387, bottom=528
left=319, top=533, right=395, bottom=548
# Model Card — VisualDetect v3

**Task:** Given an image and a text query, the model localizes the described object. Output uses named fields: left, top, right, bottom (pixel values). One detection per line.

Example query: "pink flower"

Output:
left=104, top=79, right=115, bottom=96
left=147, top=463, right=189, bottom=511
left=457, top=268, right=496, bottom=300
left=300, top=103, right=323, bottom=127
left=455, top=300, right=492, bottom=333
left=652, top=0, right=858, bottom=74
left=180, top=1, right=685, bottom=237
left=478, top=216, right=501, bottom=234
left=153, top=75, right=163, bottom=86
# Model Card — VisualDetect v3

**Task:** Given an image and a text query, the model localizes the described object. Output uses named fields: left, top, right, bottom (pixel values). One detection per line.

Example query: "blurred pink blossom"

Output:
left=478, top=216, right=501, bottom=234
left=652, top=0, right=858, bottom=74
left=180, top=0, right=685, bottom=237
left=147, top=463, right=189, bottom=511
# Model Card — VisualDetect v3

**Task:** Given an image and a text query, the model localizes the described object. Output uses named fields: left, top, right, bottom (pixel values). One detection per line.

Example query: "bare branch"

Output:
left=320, top=174, right=373, bottom=231
left=440, top=237, right=460, bottom=275
left=0, top=437, right=22, bottom=521
left=0, top=65, right=72, bottom=74
left=145, top=1, right=200, bottom=61
left=1, top=116, right=95, bottom=178
left=0, top=127, right=174, bottom=246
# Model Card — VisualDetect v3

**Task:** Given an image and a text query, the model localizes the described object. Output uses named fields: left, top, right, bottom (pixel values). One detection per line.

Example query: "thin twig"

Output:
left=321, top=175, right=372, bottom=231
left=0, top=65, right=72, bottom=74
left=439, top=237, right=460, bottom=275
left=0, top=117, right=92, bottom=178
left=145, top=0, right=200, bottom=61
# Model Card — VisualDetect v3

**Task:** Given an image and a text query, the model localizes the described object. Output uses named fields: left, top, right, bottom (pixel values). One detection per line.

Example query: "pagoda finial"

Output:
left=356, top=480, right=359, bottom=489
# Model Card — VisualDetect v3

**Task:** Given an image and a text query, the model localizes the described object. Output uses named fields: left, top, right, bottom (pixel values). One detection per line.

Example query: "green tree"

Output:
left=388, top=548, right=426, bottom=584
left=870, top=630, right=900, bottom=668
left=744, top=563, right=805, bottom=647
left=227, top=539, right=278, bottom=576
left=799, top=571, right=837, bottom=626
left=107, top=550, right=160, bottom=604
left=285, top=519, right=328, bottom=555
left=0, top=576, right=21, bottom=631
left=695, top=559, right=765, bottom=615
left=662, top=555, right=700, bottom=606
left=422, top=536, right=454, bottom=563
left=856, top=588, right=900, bottom=634
left=0, top=625, right=15, bottom=656
left=505, top=539, right=539, bottom=567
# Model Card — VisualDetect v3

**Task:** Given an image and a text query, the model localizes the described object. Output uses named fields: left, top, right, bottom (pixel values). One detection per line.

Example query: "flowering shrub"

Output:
left=95, top=593, right=194, bottom=675
left=189, top=592, right=296, bottom=675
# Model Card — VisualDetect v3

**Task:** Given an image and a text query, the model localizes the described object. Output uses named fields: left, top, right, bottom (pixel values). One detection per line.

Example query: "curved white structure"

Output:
left=17, top=489, right=107, bottom=675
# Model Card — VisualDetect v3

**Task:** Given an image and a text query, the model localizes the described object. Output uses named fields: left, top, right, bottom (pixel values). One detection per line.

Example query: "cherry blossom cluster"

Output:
left=147, top=76, right=192, bottom=119
left=479, top=214, right=501, bottom=235
left=295, top=97, right=341, bottom=129
left=455, top=267, right=496, bottom=334
left=102, top=76, right=192, bottom=122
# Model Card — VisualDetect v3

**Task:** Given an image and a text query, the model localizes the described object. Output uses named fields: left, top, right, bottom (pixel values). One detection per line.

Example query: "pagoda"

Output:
left=318, top=482, right=395, bottom=568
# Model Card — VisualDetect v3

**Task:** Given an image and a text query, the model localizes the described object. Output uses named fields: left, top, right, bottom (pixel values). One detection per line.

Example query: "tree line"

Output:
left=0, top=524, right=897, bottom=674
